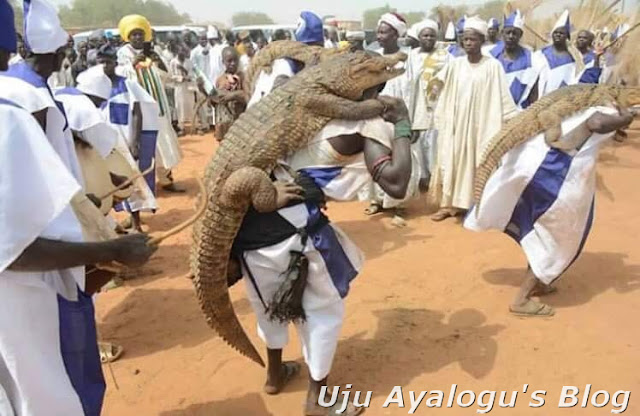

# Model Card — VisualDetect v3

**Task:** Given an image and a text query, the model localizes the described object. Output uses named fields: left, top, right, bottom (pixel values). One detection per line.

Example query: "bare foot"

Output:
left=264, top=361, right=301, bottom=395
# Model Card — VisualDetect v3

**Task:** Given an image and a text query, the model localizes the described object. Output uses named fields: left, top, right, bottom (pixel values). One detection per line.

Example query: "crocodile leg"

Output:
left=299, top=95, right=385, bottom=120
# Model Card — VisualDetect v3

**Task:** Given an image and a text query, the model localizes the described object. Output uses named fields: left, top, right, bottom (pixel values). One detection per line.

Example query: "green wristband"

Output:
left=394, top=119, right=412, bottom=139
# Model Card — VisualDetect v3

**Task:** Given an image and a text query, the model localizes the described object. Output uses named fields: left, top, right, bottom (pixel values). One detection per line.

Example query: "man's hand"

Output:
left=377, top=96, right=410, bottom=124
left=111, top=234, right=157, bottom=267
left=274, top=181, right=305, bottom=209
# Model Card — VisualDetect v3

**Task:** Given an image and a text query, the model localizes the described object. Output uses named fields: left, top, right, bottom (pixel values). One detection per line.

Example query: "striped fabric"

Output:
left=465, top=106, right=618, bottom=284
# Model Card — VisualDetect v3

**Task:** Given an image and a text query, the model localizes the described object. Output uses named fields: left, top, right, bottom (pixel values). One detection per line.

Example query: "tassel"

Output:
left=267, top=250, right=309, bottom=324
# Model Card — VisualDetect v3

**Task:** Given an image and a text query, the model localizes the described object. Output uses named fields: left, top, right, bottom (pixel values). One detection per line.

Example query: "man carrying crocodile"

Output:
left=233, top=88, right=411, bottom=415
left=190, top=49, right=411, bottom=416
left=465, top=84, right=638, bottom=317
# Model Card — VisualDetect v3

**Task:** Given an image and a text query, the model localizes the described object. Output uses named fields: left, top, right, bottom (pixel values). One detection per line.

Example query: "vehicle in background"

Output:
left=72, top=25, right=205, bottom=47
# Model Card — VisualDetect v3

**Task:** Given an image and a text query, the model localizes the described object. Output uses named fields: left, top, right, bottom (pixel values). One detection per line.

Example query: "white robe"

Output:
left=241, top=118, right=392, bottom=381
left=465, top=106, right=618, bottom=284
left=105, top=75, right=160, bottom=212
left=169, top=57, right=195, bottom=128
left=0, top=91, right=103, bottom=416
left=432, top=56, right=518, bottom=210
left=117, top=44, right=182, bottom=170
left=247, top=58, right=294, bottom=107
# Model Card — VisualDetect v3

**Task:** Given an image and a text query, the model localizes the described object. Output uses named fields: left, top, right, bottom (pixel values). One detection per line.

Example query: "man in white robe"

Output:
left=169, top=48, right=195, bottom=135
left=190, top=34, right=213, bottom=132
left=0, top=2, right=156, bottom=414
left=98, top=46, right=161, bottom=232
left=430, top=16, right=518, bottom=221
left=404, top=19, right=450, bottom=190
left=116, top=14, right=185, bottom=193
left=465, top=104, right=636, bottom=316
left=361, top=12, right=420, bottom=226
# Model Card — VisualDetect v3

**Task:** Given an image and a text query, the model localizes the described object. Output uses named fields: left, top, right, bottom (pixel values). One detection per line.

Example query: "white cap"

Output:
left=552, top=9, right=571, bottom=35
left=410, top=19, right=439, bottom=40
left=444, top=21, right=456, bottom=40
left=207, top=25, right=220, bottom=40
left=345, top=31, right=365, bottom=41
left=378, top=13, right=407, bottom=37
left=504, top=10, right=525, bottom=30
left=76, top=65, right=112, bottom=101
left=23, top=0, right=68, bottom=54
left=464, top=15, right=488, bottom=37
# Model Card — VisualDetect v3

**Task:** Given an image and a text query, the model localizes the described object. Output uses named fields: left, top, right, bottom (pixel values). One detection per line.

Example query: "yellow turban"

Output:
left=118, top=15, right=152, bottom=43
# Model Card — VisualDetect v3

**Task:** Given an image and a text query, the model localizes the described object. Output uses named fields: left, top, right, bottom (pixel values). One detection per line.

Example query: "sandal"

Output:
left=431, top=209, right=454, bottom=222
left=99, top=342, right=124, bottom=364
left=264, top=361, right=301, bottom=395
left=364, top=203, right=382, bottom=216
left=510, top=299, right=555, bottom=317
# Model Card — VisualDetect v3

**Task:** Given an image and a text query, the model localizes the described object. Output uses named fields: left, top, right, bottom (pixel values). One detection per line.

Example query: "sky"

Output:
left=49, top=0, right=636, bottom=26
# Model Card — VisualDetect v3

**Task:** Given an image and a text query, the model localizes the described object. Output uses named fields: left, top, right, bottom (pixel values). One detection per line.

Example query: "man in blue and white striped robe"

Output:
left=465, top=105, right=636, bottom=317
left=490, top=10, right=538, bottom=109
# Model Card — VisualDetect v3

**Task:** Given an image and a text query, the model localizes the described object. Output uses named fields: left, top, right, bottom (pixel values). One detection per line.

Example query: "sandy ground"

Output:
left=99, top=123, right=640, bottom=416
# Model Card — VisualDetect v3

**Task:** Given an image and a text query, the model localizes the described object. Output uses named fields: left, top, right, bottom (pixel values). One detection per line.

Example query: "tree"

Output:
left=472, top=0, right=505, bottom=20
left=404, top=11, right=426, bottom=26
left=58, top=0, right=190, bottom=28
left=362, top=5, right=395, bottom=30
left=231, top=12, right=274, bottom=27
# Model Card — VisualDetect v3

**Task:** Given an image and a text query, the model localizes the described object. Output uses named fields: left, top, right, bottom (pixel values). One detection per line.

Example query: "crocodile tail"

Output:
left=190, top=177, right=265, bottom=367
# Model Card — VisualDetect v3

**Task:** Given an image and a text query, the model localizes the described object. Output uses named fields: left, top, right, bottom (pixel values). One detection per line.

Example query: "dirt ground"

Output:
left=99, top=123, right=640, bottom=416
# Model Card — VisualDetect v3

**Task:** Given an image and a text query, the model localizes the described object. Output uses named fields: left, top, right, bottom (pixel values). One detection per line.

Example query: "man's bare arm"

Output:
left=586, top=108, right=635, bottom=134
left=8, top=234, right=156, bottom=272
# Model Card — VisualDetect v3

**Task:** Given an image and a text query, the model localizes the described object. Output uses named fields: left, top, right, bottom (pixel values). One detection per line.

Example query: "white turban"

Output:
left=76, top=65, right=112, bottom=101
left=464, top=16, right=488, bottom=37
left=410, top=19, right=439, bottom=39
left=345, top=31, right=365, bottom=41
left=207, top=25, right=220, bottom=40
left=378, top=13, right=407, bottom=37
left=23, top=0, right=68, bottom=54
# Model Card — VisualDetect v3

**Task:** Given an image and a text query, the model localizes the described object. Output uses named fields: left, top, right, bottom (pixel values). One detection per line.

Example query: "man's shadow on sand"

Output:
left=330, top=308, right=504, bottom=397
left=159, top=393, right=275, bottom=416
left=482, top=251, right=640, bottom=308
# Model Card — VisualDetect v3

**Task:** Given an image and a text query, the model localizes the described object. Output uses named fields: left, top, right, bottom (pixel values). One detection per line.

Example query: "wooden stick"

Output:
left=601, top=21, right=640, bottom=51
left=147, top=177, right=207, bottom=246
left=98, top=159, right=155, bottom=201
left=524, top=23, right=547, bottom=43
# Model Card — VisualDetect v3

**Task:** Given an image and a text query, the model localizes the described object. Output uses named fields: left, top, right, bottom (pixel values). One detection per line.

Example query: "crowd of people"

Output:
left=0, top=0, right=637, bottom=414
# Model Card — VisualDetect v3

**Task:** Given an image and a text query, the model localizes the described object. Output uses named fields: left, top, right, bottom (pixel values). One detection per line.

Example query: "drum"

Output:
left=75, top=140, right=113, bottom=216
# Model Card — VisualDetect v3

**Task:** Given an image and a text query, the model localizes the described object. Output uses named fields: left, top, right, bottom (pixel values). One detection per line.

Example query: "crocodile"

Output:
left=245, top=40, right=346, bottom=97
left=474, top=84, right=640, bottom=205
left=191, top=50, right=407, bottom=366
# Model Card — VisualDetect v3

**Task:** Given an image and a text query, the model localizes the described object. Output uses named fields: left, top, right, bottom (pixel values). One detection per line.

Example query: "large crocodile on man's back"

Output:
left=190, top=50, right=406, bottom=366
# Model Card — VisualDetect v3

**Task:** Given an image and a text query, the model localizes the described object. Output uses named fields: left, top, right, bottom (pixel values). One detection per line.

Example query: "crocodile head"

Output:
left=313, top=51, right=407, bottom=100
